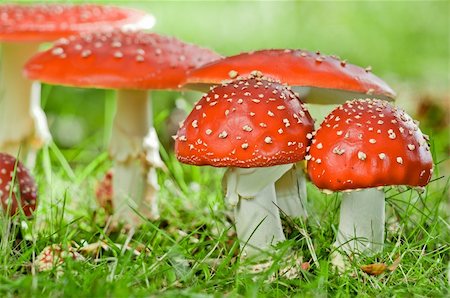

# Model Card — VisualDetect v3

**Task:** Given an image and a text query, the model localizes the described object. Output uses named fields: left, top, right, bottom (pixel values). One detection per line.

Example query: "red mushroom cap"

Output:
left=0, top=153, right=38, bottom=217
left=183, top=49, right=396, bottom=103
left=24, top=31, right=222, bottom=90
left=175, top=75, right=315, bottom=168
left=307, top=98, right=433, bottom=191
left=0, top=4, right=154, bottom=42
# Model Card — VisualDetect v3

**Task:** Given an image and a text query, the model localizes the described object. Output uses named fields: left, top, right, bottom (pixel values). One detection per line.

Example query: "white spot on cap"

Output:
left=333, top=147, right=345, bottom=155
left=241, top=143, right=249, bottom=149
left=379, top=153, right=386, bottom=160
left=242, top=125, right=253, bottom=132
left=357, top=151, right=367, bottom=160
left=264, top=137, right=273, bottom=144
left=51, top=47, right=64, bottom=56
left=114, top=51, right=123, bottom=58
left=369, top=139, right=376, bottom=144
left=396, top=157, right=403, bottom=164
left=408, top=144, right=415, bottom=151
left=218, top=131, right=228, bottom=139
left=81, top=49, right=91, bottom=58
left=228, top=70, right=238, bottom=79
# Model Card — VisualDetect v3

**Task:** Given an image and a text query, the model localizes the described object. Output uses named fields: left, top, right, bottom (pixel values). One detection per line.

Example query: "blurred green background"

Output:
left=37, top=1, right=448, bottom=169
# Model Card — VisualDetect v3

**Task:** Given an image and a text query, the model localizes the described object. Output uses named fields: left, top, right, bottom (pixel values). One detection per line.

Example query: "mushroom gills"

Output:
left=275, top=163, right=308, bottom=219
left=334, top=188, right=385, bottom=254
left=292, top=86, right=393, bottom=105
left=0, top=42, right=51, bottom=166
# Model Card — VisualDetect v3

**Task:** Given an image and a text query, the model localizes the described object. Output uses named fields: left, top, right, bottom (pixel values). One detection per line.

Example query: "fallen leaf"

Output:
left=360, top=263, right=388, bottom=276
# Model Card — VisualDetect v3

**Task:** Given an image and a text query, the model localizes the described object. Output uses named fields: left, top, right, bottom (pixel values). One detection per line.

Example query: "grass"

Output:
left=0, top=138, right=448, bottom=297
left=1, top=1, right=449, bottom=297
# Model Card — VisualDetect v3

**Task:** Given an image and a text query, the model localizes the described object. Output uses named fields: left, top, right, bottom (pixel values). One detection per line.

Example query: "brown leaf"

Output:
left=360, top=263, right=388, bottom=276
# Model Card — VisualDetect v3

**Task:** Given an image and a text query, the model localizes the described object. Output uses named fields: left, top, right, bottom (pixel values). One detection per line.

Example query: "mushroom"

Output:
left=35, top=244, right=84, bottom=273
left=307, top=98, right=433, bottom=255
left=175, top=75, right=314, bottom=255
left=24, top=30, right=221, bottom=226
left=182, top=49, right=396, bottom=220
left=0, top=152, right=38, bottom=217
left=0, top=4, right=154, bottom=166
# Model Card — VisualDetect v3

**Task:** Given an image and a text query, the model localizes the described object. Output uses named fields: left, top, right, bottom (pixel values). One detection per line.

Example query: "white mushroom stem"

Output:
left=224, top=164, right=291, bottom=256
left=334, top=188, right=385, bottom=254
left=109, top=89, right=163, bottom=226
left=275, top=163, right=308, bottom=219
left=0, top=42, right=51, bottom=166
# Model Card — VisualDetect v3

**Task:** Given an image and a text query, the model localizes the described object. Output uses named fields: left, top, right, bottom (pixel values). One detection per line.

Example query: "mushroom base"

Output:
left=334, top=188, right=385, bottom=254
left=225, top=165, right=291, bottom=257
left=0, top=42, right=51, bottom=166
left=109, top=90, right=163, bottom=226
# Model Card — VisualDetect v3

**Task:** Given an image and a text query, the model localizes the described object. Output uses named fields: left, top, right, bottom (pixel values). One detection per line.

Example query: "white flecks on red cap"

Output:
left=307, top=98, right=433, bottom=191
left=0, top=4, right=154, bottom=42
left=175, top=74, right=315, bottom=168
left=24, top=30, right=222, bottom=90
left=0, top=153, right=37, bottom=216
left=182, top=49, right=396, bottom=100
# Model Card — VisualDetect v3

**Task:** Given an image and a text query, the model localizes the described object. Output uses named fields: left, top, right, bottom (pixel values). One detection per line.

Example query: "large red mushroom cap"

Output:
left=175, top=75, right=315, bottom=167
left=0, top=153, right=38, bottom=217
left=307, top=98, right=433, bottom=191
left=24, top=31, right=222, bottom=90
left=183, top=49, right=396, bottom=103
left=0, top=4, right=154, bottom=42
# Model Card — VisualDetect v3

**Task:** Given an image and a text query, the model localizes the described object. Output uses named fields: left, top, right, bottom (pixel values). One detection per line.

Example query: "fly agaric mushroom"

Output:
left=0, top=4, right=154, bottom=166
left=0, top=153, right=38, bottom=217
left=307, top=98, right=433, bottom=255
left=182, top=49, right=396, bottom=220
left=183, top=49, right=396, bottom=103
left=35, top=244, right=84, bottom=273
left=24, top=30, right=221, bottom=226
left=175, top=75, right=314, bottom=255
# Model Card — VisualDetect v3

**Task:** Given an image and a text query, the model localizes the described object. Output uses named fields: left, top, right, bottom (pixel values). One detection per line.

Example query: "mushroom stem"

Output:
left=275, top=163, right=308, bottom=219
left=109, top=89, right=163, bottom=225
left=334, top=188, right=385, bottom=254
left=225, top=165, right=291, bottom=256
left=0, top=42, right=51, bottom=166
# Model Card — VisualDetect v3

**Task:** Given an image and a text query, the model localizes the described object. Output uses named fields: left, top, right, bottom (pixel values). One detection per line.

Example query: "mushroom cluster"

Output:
left=307, top=98, right=433, bottom=254
left=0, top=3, right=435, bottom=274
left=175, top=74, right=314, bottom=255
left=0, top=4, right=154, bottom=166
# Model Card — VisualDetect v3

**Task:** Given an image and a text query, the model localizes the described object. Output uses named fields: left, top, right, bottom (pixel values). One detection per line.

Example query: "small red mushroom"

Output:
left=0, top=153, right=38, bottom=217
left=35, top=244, right=84, bottom=273
left=0, top=4, right=154, bottom=166
left=175, top=75, right=314, bottom=255
left=24, top=30, right=222, bottom=225
left=307, top=98, right=433, bottom=254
